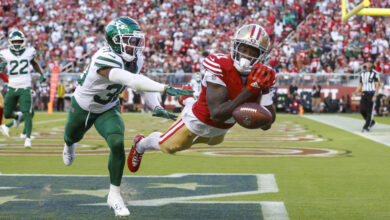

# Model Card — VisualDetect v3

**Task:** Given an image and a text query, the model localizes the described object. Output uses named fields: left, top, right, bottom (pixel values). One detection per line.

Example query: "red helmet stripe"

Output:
left=256, top=26, right=262, bottom=40
left=250, top=25, right=256, bottom=38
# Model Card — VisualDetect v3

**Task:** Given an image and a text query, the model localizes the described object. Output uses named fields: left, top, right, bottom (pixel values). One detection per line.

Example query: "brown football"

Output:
left=232, top=103, right=272, bottom=129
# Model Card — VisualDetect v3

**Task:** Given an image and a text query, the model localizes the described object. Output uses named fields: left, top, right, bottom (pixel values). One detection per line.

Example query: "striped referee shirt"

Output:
left=359, top=69, right=379, bottom=92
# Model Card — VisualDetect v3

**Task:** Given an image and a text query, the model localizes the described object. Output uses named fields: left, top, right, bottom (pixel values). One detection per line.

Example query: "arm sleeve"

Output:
left=139, top=91, right=161, bottom=110
left=108, top=68, right=166, bottom=92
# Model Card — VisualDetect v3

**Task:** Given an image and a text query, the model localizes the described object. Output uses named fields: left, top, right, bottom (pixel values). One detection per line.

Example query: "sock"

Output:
left=6, top=121, right=13, bottom=128
left=136, top=132, right=162, bottom=153
left=110, top=184, right=121, bottom=194
left=107, top=134, right=125, bottom=186
left=23, top=113, right=32, bottom=138
left=183, top=97, right=195, bottom=106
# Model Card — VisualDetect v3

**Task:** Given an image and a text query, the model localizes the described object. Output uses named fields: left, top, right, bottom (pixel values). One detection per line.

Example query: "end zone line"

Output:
left=304, top=115, right=390, bottom=147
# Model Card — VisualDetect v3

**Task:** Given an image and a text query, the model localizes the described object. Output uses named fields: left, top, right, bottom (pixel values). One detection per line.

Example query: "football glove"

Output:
left=165, top=86, right=194, bottom=99
left=152, top=106, right=177, bottom=121
left=246, top=63, right=276, bottom=94
left=0, top=62, right=6, bottom=69
left=39, top=75, right=47, bottom=83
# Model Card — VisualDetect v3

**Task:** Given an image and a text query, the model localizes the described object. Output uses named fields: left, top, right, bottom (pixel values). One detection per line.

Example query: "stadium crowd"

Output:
left=0, top=0, right=390, bottom=115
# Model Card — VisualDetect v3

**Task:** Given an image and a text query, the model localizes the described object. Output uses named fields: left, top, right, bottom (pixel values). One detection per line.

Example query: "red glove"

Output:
left=246, top=63, right=276, bottom=94
left=0, top=73, right=8, bottom=83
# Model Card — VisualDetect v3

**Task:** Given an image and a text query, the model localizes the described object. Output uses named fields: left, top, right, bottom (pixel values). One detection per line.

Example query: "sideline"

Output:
left=304, top=115, right=390, bottom=147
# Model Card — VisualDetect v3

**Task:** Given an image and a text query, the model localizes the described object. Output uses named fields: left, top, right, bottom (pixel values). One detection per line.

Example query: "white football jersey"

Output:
left=0, top=47, right=36, bottom=88
left=74, top=46, right=144, bottom=113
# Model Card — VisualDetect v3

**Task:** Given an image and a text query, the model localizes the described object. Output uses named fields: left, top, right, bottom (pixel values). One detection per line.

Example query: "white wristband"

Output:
left=260, top=92, right=274, bottom=106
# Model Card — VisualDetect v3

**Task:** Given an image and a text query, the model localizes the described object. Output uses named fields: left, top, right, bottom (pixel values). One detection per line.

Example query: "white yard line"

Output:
left=34, top=118, right=66, bottom=125
left=304, top=115, right=390, bottom=147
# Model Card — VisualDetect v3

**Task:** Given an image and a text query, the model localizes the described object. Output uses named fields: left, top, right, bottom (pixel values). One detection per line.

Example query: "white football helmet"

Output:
left=230, top=24, right=270, bottom=74
left=8, top=30, right=26, bottom=52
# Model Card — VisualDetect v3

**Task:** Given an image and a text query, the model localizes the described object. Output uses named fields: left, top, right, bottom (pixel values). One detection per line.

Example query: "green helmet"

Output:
left=105, top=17, right=145, bottom=62
left=8, top=30, right=26, bottom=52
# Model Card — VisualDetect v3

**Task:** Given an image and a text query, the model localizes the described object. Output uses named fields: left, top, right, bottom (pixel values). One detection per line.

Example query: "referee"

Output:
left=353, top=58, right=379, bottom=132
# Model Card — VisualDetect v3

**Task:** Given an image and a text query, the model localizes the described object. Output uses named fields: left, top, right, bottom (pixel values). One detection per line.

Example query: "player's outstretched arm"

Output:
left=98, top=67, right=193, bottom=97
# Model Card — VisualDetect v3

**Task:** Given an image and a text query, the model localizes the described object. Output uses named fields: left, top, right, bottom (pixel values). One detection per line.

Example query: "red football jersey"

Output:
left=192, top=53, right=262, bottom=129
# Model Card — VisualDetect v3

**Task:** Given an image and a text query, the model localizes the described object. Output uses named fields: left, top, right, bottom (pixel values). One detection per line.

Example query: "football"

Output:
left=232, top=103, right=272, bottom=129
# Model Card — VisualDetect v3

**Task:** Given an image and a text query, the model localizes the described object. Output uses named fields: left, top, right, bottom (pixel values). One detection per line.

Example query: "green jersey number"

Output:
left=94, top=84, right=125, bottom=105
left=9, top=59, right=29, bottom=75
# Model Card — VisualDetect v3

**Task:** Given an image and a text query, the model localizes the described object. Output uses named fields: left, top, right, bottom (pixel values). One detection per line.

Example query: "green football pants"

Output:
left=3, top=87, right=33, bottom=137
left=64, top=97, right=125, bottom=186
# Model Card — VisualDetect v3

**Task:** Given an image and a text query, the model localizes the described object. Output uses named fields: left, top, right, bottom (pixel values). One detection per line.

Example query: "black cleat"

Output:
left=369, top=120, right=376, bottom=129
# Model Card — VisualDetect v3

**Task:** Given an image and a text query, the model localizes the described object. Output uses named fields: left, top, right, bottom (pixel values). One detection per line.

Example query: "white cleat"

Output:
left=107, top=191, right=130, bottom=217
left=24, top=138, right=32, bottom=149
left=14, top=112, right=23, bottom=128
left=63, top=143, right=77, bottom=166
left=0, top=124, right=10, bottom=137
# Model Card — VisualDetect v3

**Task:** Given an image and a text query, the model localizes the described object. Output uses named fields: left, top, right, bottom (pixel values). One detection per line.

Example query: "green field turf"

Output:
left=0, top=112, right=390, bottom=219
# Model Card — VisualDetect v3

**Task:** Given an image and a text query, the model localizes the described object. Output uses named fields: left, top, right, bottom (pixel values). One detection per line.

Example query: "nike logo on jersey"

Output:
left=250, top=82, right=261, bottom=89
left=107, top=54, right=116, bottom=59
left=209, top=57, right=215, bottom=61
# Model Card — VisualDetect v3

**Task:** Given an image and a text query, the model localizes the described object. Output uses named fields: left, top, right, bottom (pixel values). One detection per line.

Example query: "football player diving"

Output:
left=128, top=24, right=276, bottom=171
left=62, top=17, right=193, bottom=217
left=0, top=30, right=46, bottom=147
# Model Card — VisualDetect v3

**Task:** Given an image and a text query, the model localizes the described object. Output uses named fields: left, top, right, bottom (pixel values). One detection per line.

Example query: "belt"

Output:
left=362, top=91, right=375, bottom=94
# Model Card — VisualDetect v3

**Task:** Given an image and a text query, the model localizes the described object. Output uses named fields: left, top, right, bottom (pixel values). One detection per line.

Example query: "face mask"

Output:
left=237, top=57, right=251, bottom=75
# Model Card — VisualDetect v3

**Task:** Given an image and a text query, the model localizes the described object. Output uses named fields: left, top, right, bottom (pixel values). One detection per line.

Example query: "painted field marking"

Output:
left=304, top=115, right=390, bottom=147
left=175, top=201, right=289, bottom=220
left=0, top=173, right=289, bottom=220
left=34, top=118, right=66, bottom=125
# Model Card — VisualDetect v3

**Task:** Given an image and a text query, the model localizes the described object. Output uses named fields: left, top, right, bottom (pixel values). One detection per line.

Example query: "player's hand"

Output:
left=39, top=75, right=46, bottom=83
left=165, top=86, right=194, bottom=99
left=246, top=63, right=276, bottom=94
left=372, top=96, right=377, bottom=102
left=152, top=106, right=177, bottom=121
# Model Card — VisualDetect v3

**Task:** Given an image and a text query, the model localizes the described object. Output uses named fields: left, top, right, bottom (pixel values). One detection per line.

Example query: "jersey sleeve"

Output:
left=93, top=50, right=124, bottom=69
left=201, top=54, right=226, bottom=87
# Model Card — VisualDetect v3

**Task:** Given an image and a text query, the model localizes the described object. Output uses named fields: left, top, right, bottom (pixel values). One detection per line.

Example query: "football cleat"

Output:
left=127, top=134, right=145, bottom=172
left=107, top=191, right=130, bottom=217
left=13, top=112, right=23, bottom=128
left=178, top=84, right=193, bottom=107
left=24, top=138, right=31, bottom=149
left=369, top=120, right=376, bottom=130
left=0, top=124, right=10, bottom=137
left=63, top=143, right=77, bottom=166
